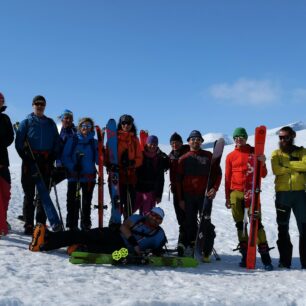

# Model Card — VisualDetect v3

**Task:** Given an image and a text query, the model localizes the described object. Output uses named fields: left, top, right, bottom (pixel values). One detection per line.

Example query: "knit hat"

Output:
left=119, top=114, right=134, bottom=125
left=59, top=109, right=73, bottom=120
left=147, top=135, right=158, bottom=145
left=32, top=95, right=46, bottom=105
left=170, top=132, right=183, bottom=143
left=0, top=92, right=4, bottom=103
left=233, top=127, right=248, bottom=139
left=151, top=207, right=165, bottom=219
left=187, top=130, right=204, bottom=142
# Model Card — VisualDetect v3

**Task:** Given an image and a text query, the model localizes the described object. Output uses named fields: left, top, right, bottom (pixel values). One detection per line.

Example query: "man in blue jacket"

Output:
left=15, top=95, right=61, bottom=235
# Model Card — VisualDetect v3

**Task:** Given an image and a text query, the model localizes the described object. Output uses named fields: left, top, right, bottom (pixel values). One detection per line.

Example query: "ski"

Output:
left=194, top=138, right=225, bottom=262
left=246, top=125, right=267, bottom=269
left=95, top=125, right=105, bottom=228
left=139, top=130, right=149, bottom=151
left=70, top=248, right=198, bottom=267
left=106, top=119, right=121, bottom=224
left=13, top=122, right=63, bottom=232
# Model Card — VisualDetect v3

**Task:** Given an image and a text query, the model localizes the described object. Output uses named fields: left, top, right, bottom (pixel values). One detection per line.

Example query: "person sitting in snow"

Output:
left=29, top=207, right=167, bottom=256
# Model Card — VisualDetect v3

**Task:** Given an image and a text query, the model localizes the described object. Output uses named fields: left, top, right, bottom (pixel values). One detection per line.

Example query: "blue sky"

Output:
left=1, top=0, right=306, bottom=143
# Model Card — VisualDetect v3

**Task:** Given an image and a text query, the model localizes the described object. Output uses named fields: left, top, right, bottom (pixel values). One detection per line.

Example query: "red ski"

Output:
left=95, top=125, right=105, bottom=228
left=246, top=126, right=267, bottom=269
left=139, top=130, right=149, bottom=151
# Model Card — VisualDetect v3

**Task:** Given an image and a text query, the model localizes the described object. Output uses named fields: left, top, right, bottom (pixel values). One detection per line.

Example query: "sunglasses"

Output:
left=190, top=137, right=202, bottom=142
left=34, top=102, right=46, bottom=107
left=279, top=135, right=291, bottom=141
left=81, top=123, right=92, bottom=129
left=121, top=121, right=132, bottom=126
left=234, top=135, right=246, bottom=140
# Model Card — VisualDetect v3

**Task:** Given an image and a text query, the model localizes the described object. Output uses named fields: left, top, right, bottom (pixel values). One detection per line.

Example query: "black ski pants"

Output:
left=43, top=227, right=126, bottom=254
left=183, top=193, right=205, bottom=247
left=275, top=191, right=306, bottom=268
left=66, top=181, right=95, bottom=230
left=172, top=192, right=185, bottom=243
left=21, top=160, right=52, bottom=227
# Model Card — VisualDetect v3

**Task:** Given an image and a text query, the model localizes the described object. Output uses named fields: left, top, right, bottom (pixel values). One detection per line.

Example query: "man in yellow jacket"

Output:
left=271, top=126, right=306, bottom=269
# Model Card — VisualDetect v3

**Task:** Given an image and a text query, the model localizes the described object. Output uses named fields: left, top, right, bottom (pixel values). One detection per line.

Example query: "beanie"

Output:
left=147, top=135, right=158, bottom=145
left=187, top=130, right=204, bottom=142
left=151, top=207, right=165, bottom=219
left=59, top=109, right=73, bottom=120
left=119, top=114, right=134, bottom=125
left=170, top=132, right=183, bottom=144
left=32, top=95, right=46, bottom=105
left=233, top=127, right=248, bottom=139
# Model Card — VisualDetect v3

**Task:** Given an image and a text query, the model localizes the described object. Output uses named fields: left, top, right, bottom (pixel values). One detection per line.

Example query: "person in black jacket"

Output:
left=0, top=92, right=14, bottom=236
left=135, top=135, right=169, bottom=215
left=168, top=132, right=189, bottom=248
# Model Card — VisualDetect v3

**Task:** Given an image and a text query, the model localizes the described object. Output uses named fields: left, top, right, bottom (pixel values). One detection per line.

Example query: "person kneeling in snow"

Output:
left=29, top=207, right=167, bottom=255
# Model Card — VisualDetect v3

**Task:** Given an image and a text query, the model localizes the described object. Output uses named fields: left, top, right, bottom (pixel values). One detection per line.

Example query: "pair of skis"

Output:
left=70, top=247, right=198, bottom=267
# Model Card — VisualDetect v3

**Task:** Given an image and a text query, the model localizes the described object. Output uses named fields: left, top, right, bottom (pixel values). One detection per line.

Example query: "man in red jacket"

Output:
left=225, top=127, right=273, bottom=270
left=177, top=130, right=222, bottom=257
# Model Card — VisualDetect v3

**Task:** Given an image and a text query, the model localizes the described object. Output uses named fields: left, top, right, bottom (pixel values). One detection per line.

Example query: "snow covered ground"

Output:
left=1, top=124, right=306, bottom=306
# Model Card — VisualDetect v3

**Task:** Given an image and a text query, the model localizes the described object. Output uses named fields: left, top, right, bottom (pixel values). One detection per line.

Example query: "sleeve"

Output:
left=14, top=119, right=28, bottom=159
left=176, top=157, right=184, bottom=201
left=225, top=155, right=232, bottom=200
left=61, top=137, right=75, bottom=173
left=271, top=150, right=291, bottom=176
left=288, top=149, right=306, bottom=172
left=0, top=114, right=14, bottom=148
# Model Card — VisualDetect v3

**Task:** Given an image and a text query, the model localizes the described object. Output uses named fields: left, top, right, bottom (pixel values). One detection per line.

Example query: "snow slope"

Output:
left=1, top=125, right=306, bottom=306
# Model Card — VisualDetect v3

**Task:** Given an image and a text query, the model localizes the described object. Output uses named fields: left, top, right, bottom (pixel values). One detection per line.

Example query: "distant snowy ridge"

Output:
left=267, top=120, right=306, bottom=136
left=201, top=132, right=233, bottom=149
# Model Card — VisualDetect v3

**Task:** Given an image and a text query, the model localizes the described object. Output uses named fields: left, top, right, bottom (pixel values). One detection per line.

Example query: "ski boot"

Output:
left=29, top=223, right=46, bottom=252
left=258, top=242, right=274, bottom=271
left=177, top=243, right=185, bottom=257
left=235, top=241, right=248, bottom=268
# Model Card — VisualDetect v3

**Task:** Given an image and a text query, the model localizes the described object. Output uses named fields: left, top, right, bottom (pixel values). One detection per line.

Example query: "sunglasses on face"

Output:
left=81, top=123, right=92, bottom=129
left=190, top=137, right=202, bottom=142
left=279, top=135, right=291, bottom=141
left=121, top=121, right=132, bottom=126
left=34, top=102, right=46, bottom=107
left=234, top=136, right=246, bottom=140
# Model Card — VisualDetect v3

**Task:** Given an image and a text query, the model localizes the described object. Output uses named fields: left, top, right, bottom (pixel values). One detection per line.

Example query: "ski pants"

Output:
left=172, top=192, right=185, bottom=243
left=230, top=190, right=267, bottom=244
left=66, top=181, right=95, bottom=230
left=183, top=193, right=205, bottom=247
left=135, top=191, right=156, bottom=216
left=0, top=168, right=11, bottom=235
left=275, top=191, right=306, bottom=268
left=43, top=227, right=126, bottom=254
left=21, top=160, right=52, bottom=227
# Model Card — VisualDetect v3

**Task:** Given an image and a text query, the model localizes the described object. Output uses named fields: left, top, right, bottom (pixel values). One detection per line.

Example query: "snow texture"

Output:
left=1, top=125, right=306, bottom=306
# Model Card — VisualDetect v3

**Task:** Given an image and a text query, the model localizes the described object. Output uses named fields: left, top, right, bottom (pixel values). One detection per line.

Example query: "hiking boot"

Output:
left=184, top=246, right=194, bottom=257
left=29, top=223, right=46, bottom=252
left=177, top=243, right=185, bottom=257
left=258, top=242, right=272, bottom=266
left=202, top=255, right=211, bottom=263
left=24, top=224, right=34, bottom=236
left=264, top=263, right=274, bottom=271
left=237, top=241, right=248, bottom=268
left=67, top=244, right=87, bottom=255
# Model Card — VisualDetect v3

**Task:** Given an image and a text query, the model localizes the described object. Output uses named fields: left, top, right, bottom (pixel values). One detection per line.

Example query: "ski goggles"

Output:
left=121, top=121, right=132, bottom=126
left=81, top=123, right=93, bottom=129
left=234, top=135, right=247, bottom=140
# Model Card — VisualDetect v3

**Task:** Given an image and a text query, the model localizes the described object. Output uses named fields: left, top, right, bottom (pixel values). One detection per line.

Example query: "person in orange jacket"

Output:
left=225, top=127, right=273, bottom=270
left=106, top=114, right=143, bottom=224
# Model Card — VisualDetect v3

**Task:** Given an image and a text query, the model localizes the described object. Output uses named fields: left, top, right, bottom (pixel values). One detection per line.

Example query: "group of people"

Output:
left=1, top=92, right=306, bottom=270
